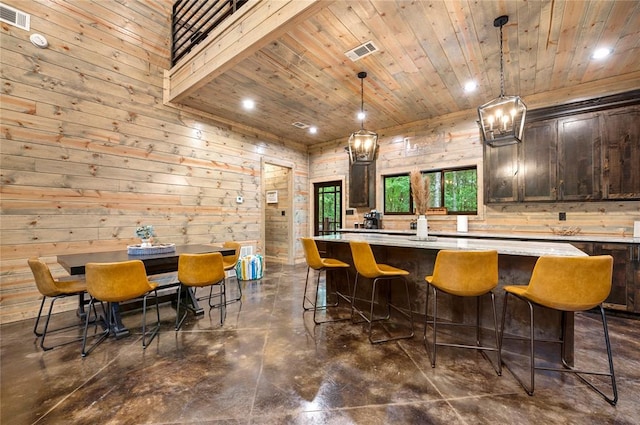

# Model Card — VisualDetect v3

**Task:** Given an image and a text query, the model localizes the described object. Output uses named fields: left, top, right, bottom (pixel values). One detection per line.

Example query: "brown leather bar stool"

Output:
left=424, top=250, right=501, bottom=375
left=300, top=237, right=351, bottom=324
left=349, top=240, right=414, bottom=344
left=82, top=260, right=160, bottom=357
left=500, top=255, right=617, bottom=405
left=176, top=252, right=226, bottom=330
left=28, top=257, right=91, bottom=351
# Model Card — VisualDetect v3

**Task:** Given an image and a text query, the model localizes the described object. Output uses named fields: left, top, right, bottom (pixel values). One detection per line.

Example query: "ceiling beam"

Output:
left=164, top=0, right=327, bottom=105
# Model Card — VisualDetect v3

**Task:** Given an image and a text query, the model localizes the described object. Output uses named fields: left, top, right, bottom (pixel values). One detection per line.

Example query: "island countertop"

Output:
left=315, top=232, right=587, bottom=258
left=337, top=228, right=640, bottom=244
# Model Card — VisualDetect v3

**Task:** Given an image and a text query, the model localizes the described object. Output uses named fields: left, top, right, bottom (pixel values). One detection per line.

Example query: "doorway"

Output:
left=314, top=181, right=343, bottom=236
left=263, top=161, right=294, bottom=264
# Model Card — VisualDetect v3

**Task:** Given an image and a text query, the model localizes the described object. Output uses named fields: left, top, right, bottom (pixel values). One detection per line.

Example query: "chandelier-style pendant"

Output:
left=478, top=15, right=527, bottom=147
left=478, top=95, right=526, bottom=147
left=348, top=72, right=378, bottom=163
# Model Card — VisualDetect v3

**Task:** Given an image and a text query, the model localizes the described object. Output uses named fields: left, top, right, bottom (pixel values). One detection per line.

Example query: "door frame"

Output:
left=261, top=158, right=295, bottom=265
left=309, top=175, right=346, bottom=237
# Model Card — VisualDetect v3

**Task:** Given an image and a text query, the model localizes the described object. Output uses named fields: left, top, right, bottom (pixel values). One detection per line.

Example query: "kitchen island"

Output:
left=313, top=233, right=587, bottom=363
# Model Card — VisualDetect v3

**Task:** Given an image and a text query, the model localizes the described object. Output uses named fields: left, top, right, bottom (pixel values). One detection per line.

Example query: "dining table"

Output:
left=57, top=244, right=236, bottom=338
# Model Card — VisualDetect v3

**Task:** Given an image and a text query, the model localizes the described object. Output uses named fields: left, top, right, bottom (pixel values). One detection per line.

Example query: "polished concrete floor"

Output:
left=1, top=262, right=639, bottom=424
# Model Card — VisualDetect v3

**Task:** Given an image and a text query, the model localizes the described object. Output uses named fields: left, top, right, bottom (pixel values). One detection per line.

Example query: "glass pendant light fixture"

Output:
left=478, top=15, right=527, bottom=147
left=348, top=71, right=378, bottom=163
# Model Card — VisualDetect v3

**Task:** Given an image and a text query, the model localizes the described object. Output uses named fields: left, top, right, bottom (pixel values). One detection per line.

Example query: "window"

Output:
left=384, top=174, right=411, bottom=214
left=383, top=166, right=477, bottom=215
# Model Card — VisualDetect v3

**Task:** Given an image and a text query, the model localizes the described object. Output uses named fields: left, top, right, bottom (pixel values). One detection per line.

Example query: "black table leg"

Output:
left=187, top=287, right=204, bottom=316
left=109, top=303, right=130, bottom=338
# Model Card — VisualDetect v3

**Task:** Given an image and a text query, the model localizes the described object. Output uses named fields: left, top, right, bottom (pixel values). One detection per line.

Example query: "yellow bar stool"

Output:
left=222, top=241, right=242, bottom=304
left=82, top=260, right=160, bottom=357
left=300, top=237, right=351, bottom=324
left=176, top=252, right=227, bottom=330
left=500, top=255, right=617, bottom=405
left=349, top=240, right=414, bottom=344
left=424, top=250, right=501, bottom=375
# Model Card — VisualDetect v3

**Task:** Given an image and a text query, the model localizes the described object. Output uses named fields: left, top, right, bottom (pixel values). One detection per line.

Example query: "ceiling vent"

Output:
left=291, top=121, right=309, bottom=129
left=345, top=41, right=379, bottom=61
left=0, top=2, right=30, bottom=31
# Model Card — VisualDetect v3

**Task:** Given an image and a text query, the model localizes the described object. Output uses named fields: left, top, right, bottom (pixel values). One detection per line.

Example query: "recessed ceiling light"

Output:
left=242, top=99, right=255, bottom=110
left=309, top=126, right=317, bottom=134
left=464, top=81, right=478, bottom=92
left=592, top=47, right=612, bottom=60
left=357, top=111, right=366, bottom=121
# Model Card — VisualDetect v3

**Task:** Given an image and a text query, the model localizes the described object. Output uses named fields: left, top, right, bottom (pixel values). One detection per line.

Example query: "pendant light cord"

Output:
left=499, top=22, right=505, bottom=98
left=360, top=75, right=365, bottom=130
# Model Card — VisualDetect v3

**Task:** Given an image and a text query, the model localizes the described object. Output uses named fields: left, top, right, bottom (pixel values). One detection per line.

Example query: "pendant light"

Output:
left=348, top=71, right=378, bottom=163
left=478, top=15, right=527, bottom=147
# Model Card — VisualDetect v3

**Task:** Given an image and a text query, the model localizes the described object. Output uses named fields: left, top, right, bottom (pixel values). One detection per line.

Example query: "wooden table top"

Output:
left=57, top=244, right=235, bottom=276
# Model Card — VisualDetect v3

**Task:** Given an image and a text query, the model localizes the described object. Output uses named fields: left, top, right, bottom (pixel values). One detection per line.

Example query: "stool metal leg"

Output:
left=500, top=293, right=617, bottom=405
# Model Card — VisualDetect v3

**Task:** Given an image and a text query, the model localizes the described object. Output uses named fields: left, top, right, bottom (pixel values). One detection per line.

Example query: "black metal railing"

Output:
left=171, top=0, right=249, bottom=66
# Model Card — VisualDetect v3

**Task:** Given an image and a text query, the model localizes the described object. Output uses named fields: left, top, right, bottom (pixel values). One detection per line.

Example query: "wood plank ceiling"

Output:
left=166, top=0, right=640, bottom=146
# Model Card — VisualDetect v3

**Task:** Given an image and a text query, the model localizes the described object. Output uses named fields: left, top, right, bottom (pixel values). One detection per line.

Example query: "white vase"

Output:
left=140, top=238, right=152, bottom=248
left=416, top=215, right=428, bottom=240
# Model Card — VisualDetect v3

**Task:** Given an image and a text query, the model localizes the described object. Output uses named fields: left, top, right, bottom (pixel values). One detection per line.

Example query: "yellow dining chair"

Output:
left=176, top=252, right=226, bottom=330
left=500, top=255, right=617, bottom=405
left=81, top=260, right=160, bottom=357
left=349, top=240, right=414, bottom=343
left=28, top=257, right=91, bottom=351
left=424, top=250, right=501, bottom=375
left=222, top=241, right=242, bottom=304
left=301, top=237, right=351, bottom=324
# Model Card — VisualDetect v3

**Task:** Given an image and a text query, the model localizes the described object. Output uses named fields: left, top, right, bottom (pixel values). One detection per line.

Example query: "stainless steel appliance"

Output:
left=363, top=211, right=381, bottom=229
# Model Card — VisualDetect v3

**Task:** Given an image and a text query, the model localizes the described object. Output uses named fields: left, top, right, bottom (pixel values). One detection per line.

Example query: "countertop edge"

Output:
left=336, top=228, right=640, bottom=244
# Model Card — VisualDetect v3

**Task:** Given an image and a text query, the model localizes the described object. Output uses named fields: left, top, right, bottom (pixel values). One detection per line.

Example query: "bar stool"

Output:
left=28, top=257, right=91, bottom=351
left=424, top=250, right=501, bottom=375
left=82, top=260, right=160, bottom=357
left=176, top=252, right=226, bottom=330
left=301, top=237, right=351, bottom=324
left=500, top=255, right=617, bottom=405
left=222, top=241, right=242, bottom=304
left=349, top=240, right=414, bottom=344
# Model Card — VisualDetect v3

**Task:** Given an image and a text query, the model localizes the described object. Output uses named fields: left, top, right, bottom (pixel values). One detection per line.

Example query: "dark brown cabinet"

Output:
left=484, top=142, right=519, bottom=203
left=602, top=106, right=640, bottom=199
left=349, top=162, right=376, bottom=208
left=484, top=100, right=640, bottom=204
left=557, top=114, right=601, bottom=200
left=570, top=241, right=640, bottom=313
left=521, top=119, right=557, bottom=201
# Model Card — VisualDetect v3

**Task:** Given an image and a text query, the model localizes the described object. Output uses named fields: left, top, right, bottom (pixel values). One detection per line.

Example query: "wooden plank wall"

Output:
left=309, top=109, right=640, bottom=238
left=0, top=0, right=309, bottom=324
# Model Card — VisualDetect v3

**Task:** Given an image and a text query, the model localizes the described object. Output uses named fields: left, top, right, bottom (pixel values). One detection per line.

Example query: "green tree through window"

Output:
left=383, top=166, right=477, bottom=215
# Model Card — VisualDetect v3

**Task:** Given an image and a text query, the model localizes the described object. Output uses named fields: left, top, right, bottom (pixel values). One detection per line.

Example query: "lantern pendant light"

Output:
left=348, top=71, right=378, bottom=163
left=478, top=15, right=527, bottom=147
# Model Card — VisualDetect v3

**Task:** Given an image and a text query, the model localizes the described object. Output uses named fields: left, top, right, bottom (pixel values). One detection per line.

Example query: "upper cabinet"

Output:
left=602, top=107, right=640, bottom=199
left=484, top=91, right=640, bottom=204
left=484, top=142, right=519, bottom=203
left=349, top=162, right=376, bottom=208
left=521, top=119, right=557, bottom=202
left=557, top=113, right=601, bottom=201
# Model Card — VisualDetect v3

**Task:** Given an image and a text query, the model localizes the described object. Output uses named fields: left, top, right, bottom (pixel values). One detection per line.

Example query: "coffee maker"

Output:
left=363, top=210, right=382, bottom=229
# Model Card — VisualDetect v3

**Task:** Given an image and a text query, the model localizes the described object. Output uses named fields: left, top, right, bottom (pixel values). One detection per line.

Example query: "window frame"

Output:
left=382, top=165, right=478, bottom=215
